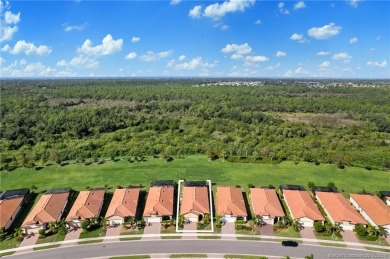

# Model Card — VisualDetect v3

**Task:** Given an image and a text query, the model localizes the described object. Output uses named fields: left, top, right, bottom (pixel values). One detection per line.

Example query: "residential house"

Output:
left=66, top=189, right=105, bottom=227
left=143, top=186, right=174, bottom=223
left=250, top=188, right=285, bottom=225
left=281, top=188, right=325, bottom=227
left=22, top=188, right=70, bottom=234
left=316, top=191, right=367, bottom=230
left=180, top=185, right=210, bottom=222
left=0, top=189, right=29, bottom=231
left=379, top=191, right=390, bottom=206
left=350, top=193, right=390, bottom=232
left=216, top=186, right=247, bottom=222
left=105, top=187, right=140, bottom=226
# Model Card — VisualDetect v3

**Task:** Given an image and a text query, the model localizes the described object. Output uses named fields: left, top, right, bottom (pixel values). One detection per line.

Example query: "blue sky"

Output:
left=0, top=0, right=389, bottom=78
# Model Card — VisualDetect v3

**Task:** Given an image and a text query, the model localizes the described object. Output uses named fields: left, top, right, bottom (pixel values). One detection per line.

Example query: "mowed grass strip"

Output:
left=1, top=156, right=389, bottom=194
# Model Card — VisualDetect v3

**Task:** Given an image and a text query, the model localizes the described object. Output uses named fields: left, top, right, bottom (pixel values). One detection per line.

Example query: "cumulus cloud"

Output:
left=178, top=55, right=186, bottom=61
left=189, top=0, right=255, bottom=20
left=347, top=0, right=360, bottom=8
left=332, top=52, right=352, bottom=60
left=2, top=40, right=52, bottom=55
left=1, top=60, right=58, bottom=77
left=0, top=1, right=20, bottom=42
left=295, top=67, right=309, bottom=74
left=319, top=61, right=330, bottom=68
left=78, top=34, right=123, bottom=56
left=131, top=36, right=140, bottom=43
left=57, top=55, right=99, bottom=68
left=290, top=33, right=306, bottom=43
left=317, top=51, right=330, bottom=56
left=125, top=52, right=137, bottom=60
left=140, top=50, right=173, bottom=62
left=276, top=51, right=286, bottom=57
left=189, top=5, right=202, bottom=18
left=221, top=43, right=252, bottom=57
left=170, top=0, right=181, bottom=5
left=63, top=23, right=86, bottom=32
left=174, top=57, right=202, bottom=70
left=245, top=55, right=269, bottom=62
left=349, top=37, right=358, bottom=44
left=307, top=23, right=342, bottom=40
left=278, top=2, right=289, bottom=15
left=0, top=57, right=5, bottom=63
left=367, top=60, right=387, bottom=68
left=294, top=1, right=305, bottom=10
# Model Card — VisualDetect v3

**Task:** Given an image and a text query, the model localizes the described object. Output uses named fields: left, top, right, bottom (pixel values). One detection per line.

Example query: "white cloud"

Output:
left=189, top=5, right=202, bottom=18
left=78, top=34, right=123, bottom=56
left=170, top=0, right=181, bottom=5
left=245, top=55, right=269, bottom=62
left=367, top=60, right=387, bottom=68
left=131, top=36, right=140, bottom=43
left=220, top=24, right=229, bottom=31
left=317, top=51, right=330, bottom=56
left=347, top=0, right=360, bottom=8
left=319, top=61, right=330, bottom=68
left=57, top=55, right=99, bottom=68
left=276, top=51, right=286, bottom=57
left=295, top=67, right=308, bottom=74
left=63, top=23, right=85, bottom=32
left=189, top=0, right=255, bottom=20
left=2, top=40, right=52, bottom=55
left=307, top=23, right=342, bottom=40
left=294, top=1, right=305, bottom=10
left=178, top=55, right=186, bottom=61
left=174, top=57, right=202, bottom=70
left=221, top=43, right=252, bottom=56
left=290, top=33, right=306, bottom=43
left=266, top=63, right=280, bottom=70
left=140, top=50, right=173, bottom=62
left=332, top=52, right=352, bottom=60
left=0, top=57, right=5, bottom=63
left=0, top=2, right=20, bottom=42
left=231, top=54, right=243, bottom=59
left=349, top=37, right=358, bottom=44
left=1, top=60, right=57, bottom=77
left=255, top=19, right=262, bottom=25
left=125, top=52, right=137, bottom=60
left=278, top=2, right=289, bottom=15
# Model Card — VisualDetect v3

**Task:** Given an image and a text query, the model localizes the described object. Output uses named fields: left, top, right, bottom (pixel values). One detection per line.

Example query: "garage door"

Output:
left=147, top=217, right=161, bottom=223
left=110, top=219, right=123, bottom=226
left=26, top=227, right=41, bottom=235
left=223, top=217, right=237, bottom=223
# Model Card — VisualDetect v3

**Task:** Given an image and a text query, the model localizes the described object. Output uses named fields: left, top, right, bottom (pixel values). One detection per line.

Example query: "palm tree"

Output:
left=332, top=223, right=343, bottom=237
left=57, top=219, right=67, bottom=234
left=292, top=219, right=302, bottom=232
left=13, top=228, right=24, bottom=239
left=282, top=216, right=291, bottom=228
left=378, top=226, right=389, bottom=238
left=101, top=217, right=108, bottom=230
left=254, top=215, right=265, bottom=227
left=48, top=221, right=57, bottom=234
left=368, top=226, right=379, bottom=237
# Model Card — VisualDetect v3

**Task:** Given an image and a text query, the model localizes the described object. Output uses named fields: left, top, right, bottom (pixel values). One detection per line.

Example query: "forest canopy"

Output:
left=1, top=79, right=389, bottom=170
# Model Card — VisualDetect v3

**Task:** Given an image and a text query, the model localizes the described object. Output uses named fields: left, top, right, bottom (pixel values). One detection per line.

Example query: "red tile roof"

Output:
left=180, top=186, right=210, bottom=216
left=250, top=188, right=285, bottom=218
left=0, top=198, right=24, bottom=228
left=66, top=190, right=105, bottom=221
left=350, top=194, right=390, bottom=226
left=216, top=187, right=247, bottom=217
left=106, top=188, right=140, bottom=219
left=316, top=192, right=366, bottom=225
left=283, top=190, right=324, bottom=221
left=143, top=186, right=174, bottom=217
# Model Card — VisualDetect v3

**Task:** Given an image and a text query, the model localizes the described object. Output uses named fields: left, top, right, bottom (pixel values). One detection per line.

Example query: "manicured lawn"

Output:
left=236, top=237, right=261, bottom=240
left=275, top=227, right=301, bottom=238
left=79, top=227, right=106, bottom=239
left=356, top=235, right=389, bottom=246
left=314, top=232, right=343, bottom=241
left=365, top=247, right=390, bottom=253
left=0, top=236, right=21, bottom=250
left=235, top=221, right=260, bottom=235
left=33, top=244, right=61, bottom=251
left=0, top=251, right=15, bottom=257
left=119, top=237, right=142, bottom=241
left=110, top=256, right=150, bottom=259
left=78, top=240, right=103, bottom=245
left=120, top=229, right=144, bottom=235
left=36, top=231, right=66, bottom=244
left=318, top=242, right=347, bottom=247
left=224, top=255, right=269, bottom=259
left=1, top=156, right=389, bottom=194
left=170, top=254, right=207, bottom=258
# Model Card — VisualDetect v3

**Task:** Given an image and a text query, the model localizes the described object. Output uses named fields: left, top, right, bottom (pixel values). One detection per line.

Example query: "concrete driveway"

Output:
left=260, top=224, right=274, bottom=237
left=221, top=222, right=236, bottom=240
left=300, top=227, right=318, bottom=244
left=142, top=222, right=161, bottom=240
left=182, top=222, right=197, bottom=240
left=342, top=230, right=361, bottom=248
left=62, top=227, right=82, bottom=246
left=104, top=225, right=121, bottom=242
left=14, top=233, right=39, bottom=254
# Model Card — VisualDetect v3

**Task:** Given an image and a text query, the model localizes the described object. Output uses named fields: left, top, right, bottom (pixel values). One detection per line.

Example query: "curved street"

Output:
left=7, top=239, right=389, bottom=259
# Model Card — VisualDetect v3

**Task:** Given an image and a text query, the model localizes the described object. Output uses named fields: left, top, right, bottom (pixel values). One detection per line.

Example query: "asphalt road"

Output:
left=7, top=240, right=389, bottom=259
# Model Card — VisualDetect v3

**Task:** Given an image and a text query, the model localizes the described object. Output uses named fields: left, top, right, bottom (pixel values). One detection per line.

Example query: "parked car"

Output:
left=282, top=240, right=298, bottom=247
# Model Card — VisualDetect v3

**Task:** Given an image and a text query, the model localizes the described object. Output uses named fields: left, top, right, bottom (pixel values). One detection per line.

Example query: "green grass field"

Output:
left=1, top=156, right=389, bottom=194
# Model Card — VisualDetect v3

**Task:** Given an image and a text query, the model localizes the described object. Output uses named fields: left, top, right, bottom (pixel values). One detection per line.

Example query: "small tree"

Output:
left=307, top=182, right=315, bottom=189
left=48, top=222, right=57, bottom=234
left=292, top=219, right=302, bottom=232
left=355, top=225, right=368, bottom=237
left=81, top=220, right=90, bottom=232
left=38, top=229, right=46, bottom=239
left=378, top=226, right=389, bottom=238
left=327, top=182, right=336, bottom=188
left=314, top=221, right=324, bottom=233
left=101, top=217, right=108, bottom=230
left=0, top=227, right=5, bottom=241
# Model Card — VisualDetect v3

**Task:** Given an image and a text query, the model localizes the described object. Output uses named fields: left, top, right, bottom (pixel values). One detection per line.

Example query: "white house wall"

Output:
left=350, top=197, right=377, bottom=227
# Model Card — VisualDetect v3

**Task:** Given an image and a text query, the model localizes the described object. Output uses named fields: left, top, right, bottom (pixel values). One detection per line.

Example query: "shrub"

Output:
left=235, top=220, right=246, bottom=224
left=314, top=221, right=325, bottom=233
left=248, top=183, right=255, bottom=188
left=365, top=235, right=378, bottom=241
left=308, top=182, right=315, bottom=189
left=235, top=224, right=252, bottom=231
left=16, top=236, right=23, bottom=242
left=355, top=225, right=368, bottom=237
left=337, top=160, right=345, bottom=169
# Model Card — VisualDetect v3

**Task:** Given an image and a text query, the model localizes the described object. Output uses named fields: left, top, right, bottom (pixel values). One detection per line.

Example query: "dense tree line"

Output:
left=0, top=79, right=389, bottom=170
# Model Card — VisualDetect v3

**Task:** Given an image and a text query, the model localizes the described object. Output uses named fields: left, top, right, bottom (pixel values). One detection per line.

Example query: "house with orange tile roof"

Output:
left=66, top=189, right=105, bottom=227
left=143, top=186, right=174, bottom=223
left=180, top=186, right=210, bottom=222
left=350, top=194, right=390, bottom=232
left=0, top=197, right=25, bottom=231
left=250, top=188, right=285, bottom=225
left=282, top=189, right=325, bottom=227
left=105, top=187, right=140, bottom=226
left=22, top=188, right=70, bottom=234
left=379, top=191, right=390, bottom=206
left=216, top=187, right=247, bottom=222
left=316, top=191, right=367, bottom=230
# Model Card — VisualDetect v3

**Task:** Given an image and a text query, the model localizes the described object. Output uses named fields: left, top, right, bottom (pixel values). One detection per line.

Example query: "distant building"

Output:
left=216, top=187, right=247, bottom=222
left=316, top=191, right=366, bottom=230
left=350, top=194, right=390, bottom=232
left=105, top=188, right=140, bottom=226
left=250, top=188, right=285, bottom=225
left=22, top=188, right=70, bottom=235
left=180, top=186, right=210, bottom=222
left=66, top=189, right=105, bottom=228
left=143, top=186, right=174, bottom=223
